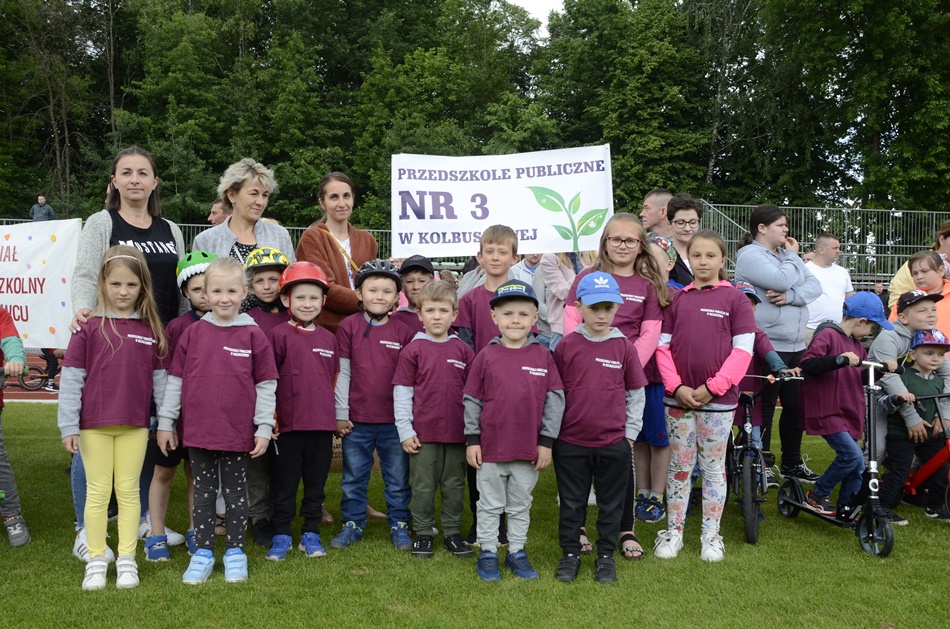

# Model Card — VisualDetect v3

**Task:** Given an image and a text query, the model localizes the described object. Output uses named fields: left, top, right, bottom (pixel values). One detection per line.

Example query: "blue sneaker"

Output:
left=329, top=521, right=363, bottom=549
left=182, top=548, right=215, bottom=584
left=223, top=548, right=248, bottom=582
left=634, top=496, right=650, bottom=521
left=504, top=549, right=539, bottom=580
left=145, top=534, right=170, bottom=562
left=186, top=530, right=197, bottom=556
left=298, top=532, right=326, bottom=557
left=390, top=522, right=413, bottom=551
left=477, top=550, right=501, bottom=582
left=266, top=534, right=292, bottom=561
left=640, top=497, right=666, bottom=523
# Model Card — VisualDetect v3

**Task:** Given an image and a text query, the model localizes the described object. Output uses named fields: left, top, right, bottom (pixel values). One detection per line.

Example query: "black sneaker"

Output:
left=443, top=534, right=474, bottom=558
left=779, top=462, right=821, bottom=484
left=925, top=506, right=950, bottom=522
left=805, top=491, right=835, bottom=516
left=555, top=554, right=581, bottom=583
left=765, top=467, right=779, bottom=489
left=878, top=508, right=908, bottom=526
left=412, top=536, right=434, bottom=558
left=593, top=555, right=616, bottom=583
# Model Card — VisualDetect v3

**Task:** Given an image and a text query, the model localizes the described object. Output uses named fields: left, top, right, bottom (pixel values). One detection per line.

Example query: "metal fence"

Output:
left=702, top=203, right=947, bottom=287
left=7, top=204, right=946, bottom=283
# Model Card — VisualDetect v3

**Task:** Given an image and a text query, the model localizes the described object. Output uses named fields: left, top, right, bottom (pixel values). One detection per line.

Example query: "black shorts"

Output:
left=146, top=436, right=187, bottom=468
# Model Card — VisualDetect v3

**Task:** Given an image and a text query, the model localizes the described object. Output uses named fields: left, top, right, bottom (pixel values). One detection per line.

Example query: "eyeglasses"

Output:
left=606, top=237, right=641, bottom=248
left=672, top=219, right=699, bottom=229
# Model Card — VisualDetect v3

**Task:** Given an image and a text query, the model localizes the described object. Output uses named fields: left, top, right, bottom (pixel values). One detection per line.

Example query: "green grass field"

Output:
left=0, top=402, right=945, bottom=628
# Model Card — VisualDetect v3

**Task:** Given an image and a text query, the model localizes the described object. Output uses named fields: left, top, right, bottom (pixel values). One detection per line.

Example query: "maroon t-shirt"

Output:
left=734, top=328, right=775, bottom=427
left=554, top=332, right=647, bottom=447
left=169, top=321, right=279, bottom=451
left=456, top=285, right=500, bottom=354
left=247, top=307, right=290, bottom=335
left=163, top=310, right=202, bottom=367
left=268, top=322, right=339, bottom=432
left=62, top=317, right=162, bottom=429
left=392, top=336, right=474, bottom=443
left=464, top=341, right=563, bottom=463
left=662, top=284, right=757, bottom=407
left=337, top=313, right=414, bottom=423
left=800, top=326, right=867, bottom=438
left=567, top=268, right=662, bottom=341
left=391, top=309, right=425, bottom=336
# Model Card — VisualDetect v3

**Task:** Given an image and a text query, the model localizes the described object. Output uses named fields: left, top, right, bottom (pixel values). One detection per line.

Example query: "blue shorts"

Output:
left=636, top=382, right=669, bottom=447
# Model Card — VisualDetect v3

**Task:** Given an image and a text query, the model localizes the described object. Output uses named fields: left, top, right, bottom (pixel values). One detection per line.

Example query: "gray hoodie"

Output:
left=734, top=241, right=821, bottom=352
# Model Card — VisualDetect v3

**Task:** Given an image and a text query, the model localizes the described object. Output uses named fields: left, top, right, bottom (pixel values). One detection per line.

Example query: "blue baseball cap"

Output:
left=910, top=328, right=950, bottom=349
left=576, top=271, right=624, bottom=306
left=733, top=281, right=762, bottom=304
left=842, top=291, right=893, bottom=330
left=490, top=280, right=539, bottom=308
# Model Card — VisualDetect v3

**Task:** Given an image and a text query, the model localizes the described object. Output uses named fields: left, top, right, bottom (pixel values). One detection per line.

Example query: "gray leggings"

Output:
left=0, top=408, right=22, bottom=515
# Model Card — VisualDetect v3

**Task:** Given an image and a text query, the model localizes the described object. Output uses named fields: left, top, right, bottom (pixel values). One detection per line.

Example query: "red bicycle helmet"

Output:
left=280, top=262, right=330, bottom=294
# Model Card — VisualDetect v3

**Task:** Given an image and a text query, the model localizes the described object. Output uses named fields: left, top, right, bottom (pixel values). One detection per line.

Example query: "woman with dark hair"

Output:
left=666, top=193, right=703, bottom=287
left=72, top=146, right=185, bottom=327
left=734, top=204, right=822, bottom=486
left=296, top=172, right=378, bottom=333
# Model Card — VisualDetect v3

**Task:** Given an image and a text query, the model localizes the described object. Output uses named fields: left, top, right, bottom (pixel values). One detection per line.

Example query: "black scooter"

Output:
left=776, top=361, right=895, bottom=557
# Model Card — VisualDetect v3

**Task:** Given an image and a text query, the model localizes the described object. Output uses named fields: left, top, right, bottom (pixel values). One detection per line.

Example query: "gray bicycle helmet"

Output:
left=355, top=259, right=402, bottom=292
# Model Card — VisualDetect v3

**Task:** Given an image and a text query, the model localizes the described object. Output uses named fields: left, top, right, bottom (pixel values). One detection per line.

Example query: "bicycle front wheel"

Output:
left=741, top=454, right=759, bottom=544
left=18, top=366, right=48, bottom=390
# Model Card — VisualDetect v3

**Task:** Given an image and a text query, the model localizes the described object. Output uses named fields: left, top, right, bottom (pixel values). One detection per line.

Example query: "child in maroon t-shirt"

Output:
left=391, top=255, right=434, bottom=335
left=58, top=245, right=168, bottom=590
left=243, top=246, right=291, bottom=333
left=265, top=262, right=339, bottom=561
left=393, top=280, right=475, bottom=559
left=331, top=260, right=414, bottom=551
left=799, top=292, right=895, bottom=518
left=655, top=232, right=756, bottom=563
left=157, top=257, right=278, bottom=585
left=464, top=280, right=564, bottom=582
left=143, top=250, right=217, bottom=562
left=553, top=272, right=646, bottom=584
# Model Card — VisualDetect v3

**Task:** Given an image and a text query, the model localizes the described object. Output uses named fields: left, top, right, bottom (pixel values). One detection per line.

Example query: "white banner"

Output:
left=0, top=219, right=80, bottom=348
left=391, top=145, right=613, bottom=258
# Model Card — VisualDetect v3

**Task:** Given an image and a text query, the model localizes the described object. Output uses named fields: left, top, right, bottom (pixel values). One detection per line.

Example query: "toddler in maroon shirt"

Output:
left=391, top=255, right=434, bottom=335
left=464, top=280, right=564, bottom=582
left=157, top=257, right=278, bottom=585
left=243, top=246, right=291, bottom=333
left=799, top=292, right=895, bottom=518
left=265, top=262, right=339, bottom=561
left=393, top=280, right=475, bottom=559
left=553, top=272, right=647, bottom=584
left=331, top=260, right=415, bottom=552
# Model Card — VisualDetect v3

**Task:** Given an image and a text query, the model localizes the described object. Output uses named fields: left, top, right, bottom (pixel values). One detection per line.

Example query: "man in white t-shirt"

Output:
left=805, top=232, right=854, bottom=344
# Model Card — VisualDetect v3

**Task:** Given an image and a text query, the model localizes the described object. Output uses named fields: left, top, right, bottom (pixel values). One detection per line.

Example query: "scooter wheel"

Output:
left=856, top=512, right=894, bottom=557
left=777, top=480, right=800, bottom=518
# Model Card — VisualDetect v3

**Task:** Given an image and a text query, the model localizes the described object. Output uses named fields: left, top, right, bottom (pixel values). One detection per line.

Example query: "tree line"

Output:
left=2, top=0, right=946, bottom=227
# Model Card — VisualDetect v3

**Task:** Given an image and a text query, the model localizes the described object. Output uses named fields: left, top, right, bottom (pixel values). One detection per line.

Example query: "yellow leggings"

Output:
left=79, top=426, right=148, bottom=558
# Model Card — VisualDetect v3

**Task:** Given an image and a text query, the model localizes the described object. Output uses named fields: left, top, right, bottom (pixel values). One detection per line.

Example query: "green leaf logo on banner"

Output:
left=528, top=187, right=607, bottom=251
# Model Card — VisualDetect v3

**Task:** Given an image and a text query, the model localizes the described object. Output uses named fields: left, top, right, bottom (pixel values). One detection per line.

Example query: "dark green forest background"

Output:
left=2, top=0, right=947, bottom=227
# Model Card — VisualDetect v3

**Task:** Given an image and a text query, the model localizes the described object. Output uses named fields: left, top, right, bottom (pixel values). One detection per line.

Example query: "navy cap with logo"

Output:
left=399, top=254, right=435, bottom=276
left=489, top=280, right=539, bottom=308
left=896, top=289, right=944, bottom=314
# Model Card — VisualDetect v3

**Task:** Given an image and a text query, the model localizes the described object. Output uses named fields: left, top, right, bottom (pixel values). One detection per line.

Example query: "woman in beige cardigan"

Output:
left=296, top=172, right=378, bottom=333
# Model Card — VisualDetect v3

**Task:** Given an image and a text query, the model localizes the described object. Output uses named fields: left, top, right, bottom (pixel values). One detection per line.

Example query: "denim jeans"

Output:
left=71, top=447, right=152, bottom=530
left=340, top=422, right=410, bottom=528
left=814, top=432, right=865, bottom=507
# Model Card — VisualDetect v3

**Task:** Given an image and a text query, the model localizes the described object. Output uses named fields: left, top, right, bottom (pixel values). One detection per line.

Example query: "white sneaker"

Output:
left=82, top=557, right=108, bottom=591
left=115, top=555, right=140, bottom=589
left=138, top=518, right=186, bottom=546
left=653, top=529, right=683, bottom=559
left=73, top=529, right=116, bottom=563
left=700, top=532, right=725, bottom=562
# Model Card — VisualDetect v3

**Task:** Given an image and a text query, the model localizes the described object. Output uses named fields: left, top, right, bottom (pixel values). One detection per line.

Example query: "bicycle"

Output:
left=776, top=361, right=895, bottom=557
left=900, top=392, right=950, bottom=516
left=728, top=373, right=802, bottom=544
left=1, top=367, right=49, bottom=391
